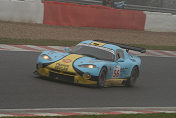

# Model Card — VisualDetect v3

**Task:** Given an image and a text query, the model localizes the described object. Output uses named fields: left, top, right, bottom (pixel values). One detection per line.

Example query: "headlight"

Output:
left=41, top=54, right=52, bottom=61
left=78, top=64, right=96, bottom=68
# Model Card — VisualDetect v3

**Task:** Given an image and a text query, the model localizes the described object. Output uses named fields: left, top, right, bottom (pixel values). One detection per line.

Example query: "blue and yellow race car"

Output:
left=35, top=40, right=146, bottom=87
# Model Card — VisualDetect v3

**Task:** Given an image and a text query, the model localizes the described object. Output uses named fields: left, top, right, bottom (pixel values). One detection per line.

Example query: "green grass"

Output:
left=0, top=38, right=176, bottom=51
left=1, top=113, right=176, bottom=118
left=0, top=38, right=79, bottom=47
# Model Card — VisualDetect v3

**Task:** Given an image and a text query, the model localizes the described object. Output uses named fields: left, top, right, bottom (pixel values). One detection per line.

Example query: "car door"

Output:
left=110, top=49, right=129, bottom=79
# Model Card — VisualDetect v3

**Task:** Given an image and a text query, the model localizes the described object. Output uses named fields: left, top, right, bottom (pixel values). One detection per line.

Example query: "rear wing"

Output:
left=94, top=40, right=146, bottom=53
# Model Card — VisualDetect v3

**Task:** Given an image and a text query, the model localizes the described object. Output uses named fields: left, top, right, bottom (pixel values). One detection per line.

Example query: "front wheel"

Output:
left=97, top=67, right=107, bottom=88
left=126, top=66, right=139, bottom=87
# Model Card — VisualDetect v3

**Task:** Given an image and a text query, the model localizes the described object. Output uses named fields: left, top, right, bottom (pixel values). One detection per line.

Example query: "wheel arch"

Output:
left=97, top=66, right=108, bottom=88
left=131, top=65, right=140, bottom=78
left=98, top=66, right=108, bottom=77
left=102, top=66, right=107, bottom=71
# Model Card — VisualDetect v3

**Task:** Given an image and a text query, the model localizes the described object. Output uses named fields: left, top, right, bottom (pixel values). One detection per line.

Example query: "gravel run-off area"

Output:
left=0, top=21, right=176, bottom=46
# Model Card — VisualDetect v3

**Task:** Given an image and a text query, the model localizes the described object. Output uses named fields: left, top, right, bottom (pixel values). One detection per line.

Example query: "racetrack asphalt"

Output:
left=0, top=50, right=176, bottom=109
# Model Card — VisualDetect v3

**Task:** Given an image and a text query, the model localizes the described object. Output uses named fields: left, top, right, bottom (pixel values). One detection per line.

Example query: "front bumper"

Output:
left=36, top=65, right=128, bottom=87
left=37, top=67, right=97, bottom=85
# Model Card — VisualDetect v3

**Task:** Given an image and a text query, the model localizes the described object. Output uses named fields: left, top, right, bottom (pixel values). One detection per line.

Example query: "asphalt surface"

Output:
left=0, top=51, right=176, bottom=109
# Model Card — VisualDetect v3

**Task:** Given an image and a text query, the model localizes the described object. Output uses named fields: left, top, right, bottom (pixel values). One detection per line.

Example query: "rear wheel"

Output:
left=97, top=67, right=107, bottom=88
left=126, top=66, right=139, bottom=87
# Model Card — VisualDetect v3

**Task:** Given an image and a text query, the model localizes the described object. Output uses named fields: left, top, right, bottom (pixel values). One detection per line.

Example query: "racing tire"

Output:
left=97, top=67, right=107, bottom=88
left=126, top=66, right=139, bottom=87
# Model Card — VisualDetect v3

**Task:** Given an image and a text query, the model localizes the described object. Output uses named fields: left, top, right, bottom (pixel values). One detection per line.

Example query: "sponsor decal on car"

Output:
left=55, top=63, right=69, bottom=72
left=48, top=54, right=84, bottom=74
left=62, top=59, right=72, bottom=63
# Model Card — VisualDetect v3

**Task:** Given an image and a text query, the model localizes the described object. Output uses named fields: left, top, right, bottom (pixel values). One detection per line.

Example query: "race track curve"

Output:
left=0, top=51, right=176, bottom=109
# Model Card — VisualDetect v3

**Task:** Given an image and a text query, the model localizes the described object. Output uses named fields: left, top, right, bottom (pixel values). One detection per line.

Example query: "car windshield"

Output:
left=70, top=44, right=115, bottom=61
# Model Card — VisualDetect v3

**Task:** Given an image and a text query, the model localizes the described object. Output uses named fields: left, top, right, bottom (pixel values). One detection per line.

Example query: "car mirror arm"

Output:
left=117, top=58, right=124, bottom=62
left=65, top=47, right=70, bottom=53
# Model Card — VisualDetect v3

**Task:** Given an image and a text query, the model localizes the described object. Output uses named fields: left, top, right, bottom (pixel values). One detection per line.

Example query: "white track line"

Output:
left=75, top=112, right=103, bottom=115
left=116, top=111, right=142, bottom=114
left=157, top=111, right=176, bottom=113
left=25, top=45, right=48, bottom=51
left=163, top=51, right=176, bottom=56
left=48, top=46, right=66, bottom=50
left=0, top=114, right=14, bottom=117
left=0, top=44, right=28, bottom=51
left=147, top=50, right=167, bottom=57
left=32, top=113, right=65, bottom=116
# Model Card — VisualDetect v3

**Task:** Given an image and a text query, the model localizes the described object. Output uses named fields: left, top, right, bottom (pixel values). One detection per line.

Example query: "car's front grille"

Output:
left=47, top=68, right=76, bottom=76
left=49, top=72, right=74, bottom=83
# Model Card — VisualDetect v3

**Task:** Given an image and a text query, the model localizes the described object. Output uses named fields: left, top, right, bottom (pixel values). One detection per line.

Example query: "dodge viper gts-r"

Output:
left=34, top=40, right=146, bottom=87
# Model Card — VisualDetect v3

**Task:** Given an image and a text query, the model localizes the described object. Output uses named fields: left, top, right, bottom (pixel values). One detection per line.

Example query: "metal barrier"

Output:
left=42, top=0, right=101, bottom=5
left=42, top=0, right=176, bottom=14
left=124, top=4, right=176, bottom=14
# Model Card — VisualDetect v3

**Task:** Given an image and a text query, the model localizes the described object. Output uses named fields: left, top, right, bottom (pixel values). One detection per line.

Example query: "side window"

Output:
left=116, top=49, right=124, bottom=60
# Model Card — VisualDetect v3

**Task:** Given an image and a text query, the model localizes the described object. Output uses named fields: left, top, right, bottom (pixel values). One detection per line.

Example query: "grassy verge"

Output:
left=0, top=38, right=80, bottom=47
left=0, top=38, right=176, bottom=51
left=1, top=113, right=176, bottom=118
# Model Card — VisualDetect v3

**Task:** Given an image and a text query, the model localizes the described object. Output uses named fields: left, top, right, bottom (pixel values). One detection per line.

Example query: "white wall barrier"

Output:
left=145, top=11, right=176, bottom=32
left=0, top=0, right=43, bottom=24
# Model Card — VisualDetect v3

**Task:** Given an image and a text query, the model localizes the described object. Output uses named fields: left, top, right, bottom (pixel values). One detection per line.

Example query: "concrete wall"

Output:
left=0, top=0, right=43, bottom=23
left=145, top=11, right=176, bottom=32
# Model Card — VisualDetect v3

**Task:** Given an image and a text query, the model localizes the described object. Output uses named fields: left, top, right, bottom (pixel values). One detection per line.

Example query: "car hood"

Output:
left=46, top=53, right=105, bottom=74
left=73, top=56, right=104, bottom=65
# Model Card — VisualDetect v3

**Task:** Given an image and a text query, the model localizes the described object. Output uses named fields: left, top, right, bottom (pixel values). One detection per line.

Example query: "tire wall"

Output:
left=0, top=0, right=44, bottom=24
left=43, top=1, right=146, bottom=30
left=145, top=11, right=176, bottom=32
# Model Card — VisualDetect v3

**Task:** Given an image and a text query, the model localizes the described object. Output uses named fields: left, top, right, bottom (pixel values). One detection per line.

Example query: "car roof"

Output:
left=79, top=40, right=122, bottom=52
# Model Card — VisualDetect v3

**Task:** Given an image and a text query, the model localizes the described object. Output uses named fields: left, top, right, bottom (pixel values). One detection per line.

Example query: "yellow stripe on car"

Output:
left=90, top=41, right=105, bottom=47
left=48, top=54, right=83, bottom=74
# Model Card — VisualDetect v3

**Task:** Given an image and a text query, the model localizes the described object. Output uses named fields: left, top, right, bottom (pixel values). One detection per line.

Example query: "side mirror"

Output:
left=118, top=58, right=124, bottom=62
left=65, top=47, right=70, bottom=53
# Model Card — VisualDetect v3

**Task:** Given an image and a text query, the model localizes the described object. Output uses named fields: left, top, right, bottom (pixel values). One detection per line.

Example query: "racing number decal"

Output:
left=113, top=66, right=120, bottom=78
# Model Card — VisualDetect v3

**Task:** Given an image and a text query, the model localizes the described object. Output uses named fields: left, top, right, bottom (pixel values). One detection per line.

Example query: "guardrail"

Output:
left=42, top=0, right=101, bottom=5
left=124, top=4, right=176, bottom=14
left=42, top=0, right=176, bottom=14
